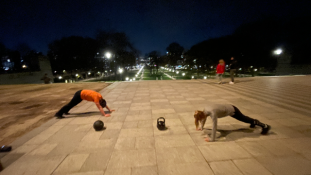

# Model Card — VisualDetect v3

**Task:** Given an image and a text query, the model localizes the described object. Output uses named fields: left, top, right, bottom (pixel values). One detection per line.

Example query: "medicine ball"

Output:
left=93, top=120, right=104, bottom=131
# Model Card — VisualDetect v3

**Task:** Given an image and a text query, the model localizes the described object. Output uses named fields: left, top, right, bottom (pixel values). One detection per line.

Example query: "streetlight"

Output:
left=105, top=52, right=112, bottom=59
left=119, top=68, right=123, bottom=81
left=273, top=49, right=282, bottom=55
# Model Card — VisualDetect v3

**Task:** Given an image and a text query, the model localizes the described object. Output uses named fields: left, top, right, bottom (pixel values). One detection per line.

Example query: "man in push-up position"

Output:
left=194, top=104, right=271, bottom=142
left=55, top=89, right=115, bottom=119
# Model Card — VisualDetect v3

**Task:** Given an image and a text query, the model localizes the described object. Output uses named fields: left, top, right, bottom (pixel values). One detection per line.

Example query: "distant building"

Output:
left=137, top=56, right=150, bottom=65
left=1, top=56, right=15, bottom=71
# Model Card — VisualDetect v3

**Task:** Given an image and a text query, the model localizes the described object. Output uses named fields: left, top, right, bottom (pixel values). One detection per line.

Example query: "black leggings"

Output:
left=230, top=105, right=255, bottom=124
left=55, top=90, right=82, bottom=116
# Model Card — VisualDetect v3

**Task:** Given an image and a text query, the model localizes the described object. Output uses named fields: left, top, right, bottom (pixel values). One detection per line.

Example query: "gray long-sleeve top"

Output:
left=203, top=104, right=235, bottom=141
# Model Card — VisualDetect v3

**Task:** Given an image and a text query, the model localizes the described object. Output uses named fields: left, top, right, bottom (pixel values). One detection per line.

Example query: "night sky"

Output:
left=1, top=0, right=310, bottom=56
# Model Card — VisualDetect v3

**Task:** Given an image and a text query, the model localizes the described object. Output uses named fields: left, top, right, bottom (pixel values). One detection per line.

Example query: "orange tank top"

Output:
left=80, top=90, right=102, bottom=103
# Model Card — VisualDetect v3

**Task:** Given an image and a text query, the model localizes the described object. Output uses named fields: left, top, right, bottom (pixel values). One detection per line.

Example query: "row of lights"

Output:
left=162, top=67, right=187, bottom=76
left=125, top=66, right=144, bottom=81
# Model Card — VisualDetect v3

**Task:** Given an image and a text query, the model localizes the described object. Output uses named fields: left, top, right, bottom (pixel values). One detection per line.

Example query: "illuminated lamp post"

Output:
left=119, top=68, right=123, bottom=81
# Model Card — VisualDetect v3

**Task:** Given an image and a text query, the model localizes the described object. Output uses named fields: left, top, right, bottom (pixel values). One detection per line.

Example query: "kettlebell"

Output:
left=157, top=117, right=166, bottom=130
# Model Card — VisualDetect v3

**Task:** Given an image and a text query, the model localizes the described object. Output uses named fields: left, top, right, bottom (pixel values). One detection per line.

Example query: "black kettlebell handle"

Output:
left=157, top=117, right=165, bottom=123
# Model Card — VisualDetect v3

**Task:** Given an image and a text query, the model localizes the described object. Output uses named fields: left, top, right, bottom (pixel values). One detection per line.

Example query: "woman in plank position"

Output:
left=194, top=104, right=271, bottom=142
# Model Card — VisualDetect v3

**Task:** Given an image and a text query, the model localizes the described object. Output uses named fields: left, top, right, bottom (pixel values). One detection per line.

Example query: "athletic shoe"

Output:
left=0, top=145, right=12, bottom=152
left=229, top=81, right=234, bottom=84
left=261, top=125, right=271, bottom=135
left=250, top=123, right=256, bottom=128
left=55, top=114, right=65, bottom=119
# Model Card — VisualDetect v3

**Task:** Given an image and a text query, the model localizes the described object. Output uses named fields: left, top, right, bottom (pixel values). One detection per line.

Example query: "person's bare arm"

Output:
left=95, top=103, right=110, bottom=117
left=105, top=105, right=115, bottom=113
left=201, top=118, right=207, bottom=130
left=208, top=113, right=218, bottom=142
left=195, top=118, right=200, bottom=130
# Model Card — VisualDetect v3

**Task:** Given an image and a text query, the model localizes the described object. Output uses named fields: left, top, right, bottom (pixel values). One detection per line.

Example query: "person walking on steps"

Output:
left=41, top=73, right=51, bottom=84
left=194, top=104, right=271, bottom=142
left=55, top=89, right=115, bottom=119
left=229, top=57, right=237, bottom=84
left=216, top=59, right=225, bottom=84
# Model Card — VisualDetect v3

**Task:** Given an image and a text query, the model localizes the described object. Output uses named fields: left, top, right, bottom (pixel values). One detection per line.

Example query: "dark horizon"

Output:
left=1, top=0, right=310, bottom=56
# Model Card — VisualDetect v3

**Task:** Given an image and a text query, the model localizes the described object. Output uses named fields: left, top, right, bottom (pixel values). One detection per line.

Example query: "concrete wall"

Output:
left=275, top=54, right=311, bottom=75
left=0, top=56, right=53, bottom=85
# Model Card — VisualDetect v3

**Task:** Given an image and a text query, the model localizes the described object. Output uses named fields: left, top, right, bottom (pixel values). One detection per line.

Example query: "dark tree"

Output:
left=14, top=43, right=32, bottom=57
left=47, top=36, right=99, bottom=73
left=23, top=51, right=41, bottom=71
left=148, top=50, right=161, bottom=73
left=0, top=43, right=6, bottom=71
left=7, top=50, right=21, bottom=71
left=166, top=42, right=184, bottom=69
left=232, top=18, right=281, bottom=69
left=96, top=30, right=139, bottom=78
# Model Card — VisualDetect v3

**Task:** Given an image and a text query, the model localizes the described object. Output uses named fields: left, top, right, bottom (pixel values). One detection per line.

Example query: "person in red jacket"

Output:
left=54, top=89, right=114, bottom=119
left=216, top=59, right=225, bottom=84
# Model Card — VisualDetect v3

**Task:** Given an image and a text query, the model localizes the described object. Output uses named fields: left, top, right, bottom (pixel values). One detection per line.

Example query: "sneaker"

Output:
left=55, top=114, right=65, bottom=119
left=229, top=81, right=234, bottom=84
left=0, top=145, right=12, bottom=152
left=250, top=123, right=256, bottom=128
left=261, top=125, right=271, bottom=135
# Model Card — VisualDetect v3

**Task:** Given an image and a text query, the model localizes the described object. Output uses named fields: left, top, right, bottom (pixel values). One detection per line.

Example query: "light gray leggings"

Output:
left=216, top=73, right=223, bottom=81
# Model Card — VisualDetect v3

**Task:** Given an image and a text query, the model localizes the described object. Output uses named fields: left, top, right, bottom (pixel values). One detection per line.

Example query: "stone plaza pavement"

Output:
left=1, top=75, right=311, bottom=175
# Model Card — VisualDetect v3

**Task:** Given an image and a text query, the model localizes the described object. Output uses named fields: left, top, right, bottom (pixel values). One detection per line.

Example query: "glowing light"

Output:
left=192, top=76, right=194, bottom=79
left=126, top=77, right=129, bottom=81
left=274, top=49, right=282, bottom=55
left=105, top=52, right=112, bottom=58
left=182, top=73, right=185, bottom=76
left=58, top=76, right=62, bottom=79
left=204, top=76, right=207, bottom=79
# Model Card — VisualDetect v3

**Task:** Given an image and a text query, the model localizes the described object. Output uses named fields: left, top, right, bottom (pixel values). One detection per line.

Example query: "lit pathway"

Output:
left=1, top=76, right=311, bottom=175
